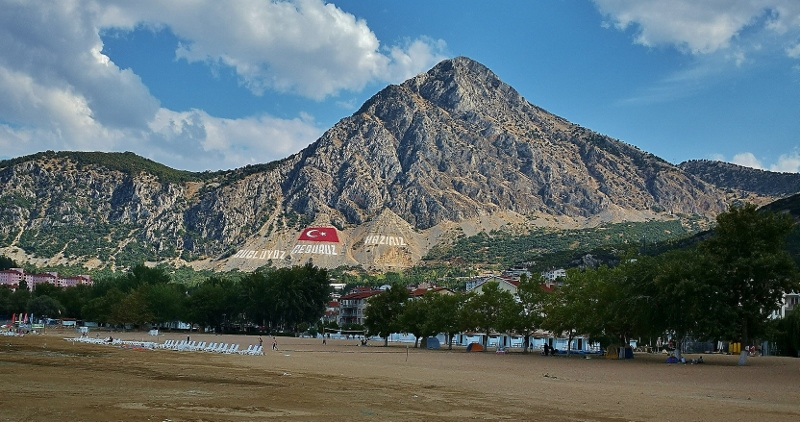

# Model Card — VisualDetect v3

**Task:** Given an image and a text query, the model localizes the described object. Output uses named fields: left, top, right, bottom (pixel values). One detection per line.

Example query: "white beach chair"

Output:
left=224, top=344, right=240, bottom=354
left=238, top=345, right=254, bottom=355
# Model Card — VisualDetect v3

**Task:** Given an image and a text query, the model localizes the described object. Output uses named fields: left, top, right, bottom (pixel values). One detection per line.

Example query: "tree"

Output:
left=186, top=277, right=238, bottom=333
left=0, top=255, right=17, bottom=271
left=462, top=282, right=514, bottom=349
left=399, top=293, right=438, bottom=348
left=0, top=286, right=12, bottom=316
left=56, top=285, right=92, bottom=319
left=774, top=306, right=800, bottom=357
left=109, top=287, right=153, bottom=329
left=145, top=283, right=187, bottom=327
left=26, top=295, right=65, bottom=320
left=32, top=282, right=60, bottom=298
left=9, top=286, right=32, bottom=314
left=543, top=268, right=607, bottom=355
left=698, top=204, right=799, bottom=365
left=505, top=276, right=548, bottom=353
left=364, top=284, right=408, bottom=346
left=425, top=293, right=466, bottom=350
left=81, top=288, right=125, bottom=325
left=274, top=264, right=330, bottom=332
left=239, top=272, right=273, bottom=331
left=650, top=250, right=713, bottom=360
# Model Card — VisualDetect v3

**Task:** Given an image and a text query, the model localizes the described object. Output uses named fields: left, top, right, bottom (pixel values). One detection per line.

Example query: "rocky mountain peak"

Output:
left=1, top=57, right=786, bottom=272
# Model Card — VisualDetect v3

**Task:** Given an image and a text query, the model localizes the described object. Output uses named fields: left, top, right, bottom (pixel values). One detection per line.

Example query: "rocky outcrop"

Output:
left=281, top=57, right=730, bottom=229
left=0, top=57, right=787, bottom=270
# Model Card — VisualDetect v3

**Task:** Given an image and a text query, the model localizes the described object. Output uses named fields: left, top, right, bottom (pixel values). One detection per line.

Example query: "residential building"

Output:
left=0, top=268, right=92, bottom=290
left=338, top=287, right=383, bottom=326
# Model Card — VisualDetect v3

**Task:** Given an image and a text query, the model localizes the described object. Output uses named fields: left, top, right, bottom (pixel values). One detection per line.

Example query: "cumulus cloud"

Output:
left=103, top=0, right=447, bottom=100
left=731, top=152, right=764, bottom=169
left=593, top=0, right=800, bottom=56
left=769, top=151, right=800, bottom=172
left=712, top=151, right=800, bottom=173
left=148, top=109, right=322, bottom=170
left=0, top=0, right=447, bottom=171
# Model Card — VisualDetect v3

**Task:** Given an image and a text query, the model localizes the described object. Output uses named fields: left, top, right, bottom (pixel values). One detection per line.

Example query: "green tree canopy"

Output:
left=505, top=276, right=548, bottom=353
left=461, top=282, right=514, bottom=348
left=364, top=284, right=408, bottom=346
left=697, top=203, right=799, bottom=365
left=26, top=295, right=65, bottom=320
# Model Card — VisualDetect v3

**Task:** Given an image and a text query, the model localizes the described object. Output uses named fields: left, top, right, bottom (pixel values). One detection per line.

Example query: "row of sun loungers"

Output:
left=155, top=339, right=263, bottom=355
left=64, top=336, right=263, bottom=355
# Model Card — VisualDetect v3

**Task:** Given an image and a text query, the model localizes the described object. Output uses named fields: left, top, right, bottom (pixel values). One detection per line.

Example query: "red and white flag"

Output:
left=297, top=227, right=339, bottom=242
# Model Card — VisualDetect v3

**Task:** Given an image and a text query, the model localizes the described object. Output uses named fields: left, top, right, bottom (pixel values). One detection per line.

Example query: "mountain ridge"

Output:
left=0, top=57, right=793, bottom=272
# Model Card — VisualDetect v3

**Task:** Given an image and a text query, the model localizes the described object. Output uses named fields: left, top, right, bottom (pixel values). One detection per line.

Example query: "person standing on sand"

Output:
left=272, top=339, right=278, bottom=351
left=259, top=336, right=263, bottom=347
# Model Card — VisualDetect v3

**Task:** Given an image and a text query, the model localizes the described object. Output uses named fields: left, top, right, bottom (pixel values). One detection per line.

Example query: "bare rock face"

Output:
left=0, top=57, right=785, bottom=271
left=281, top=56, right=728, bottom=229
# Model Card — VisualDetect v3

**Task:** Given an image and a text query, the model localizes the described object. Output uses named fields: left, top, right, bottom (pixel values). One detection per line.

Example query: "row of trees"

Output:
left=364, top=205, right=800, bottom=365
left=2, top=204, right=798, bottom=364
left=0, top=263, right=330, bottom=334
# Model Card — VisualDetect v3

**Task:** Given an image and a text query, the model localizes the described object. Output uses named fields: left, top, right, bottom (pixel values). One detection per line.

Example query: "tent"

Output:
left=606, top=345, right=634, bottom=359
left=425, top=337, right=440, bottom=349
left=466, top=342, right=484, bottom=352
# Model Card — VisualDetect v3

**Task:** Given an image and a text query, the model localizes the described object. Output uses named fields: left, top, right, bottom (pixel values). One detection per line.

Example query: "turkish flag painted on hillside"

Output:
left=297, top=227, right=340, bottom=242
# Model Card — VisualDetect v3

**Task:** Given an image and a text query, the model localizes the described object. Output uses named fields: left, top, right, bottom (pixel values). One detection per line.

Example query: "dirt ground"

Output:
left=1, top=329, right=798, bottom=421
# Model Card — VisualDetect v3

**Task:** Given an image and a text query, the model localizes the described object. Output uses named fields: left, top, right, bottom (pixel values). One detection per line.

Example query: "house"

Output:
left=323, top=300, right=339, bottom=324
left=0, top=268, right=92, bottom=291
left=58, top=275, right=93, bottom=288
left=541, top=268, right=566, bottom=283
left=337, top=287, right=383, bottom=326
left=0, top=268, right=24, bottom=289
left=467, top=275, right=520, bottom=295
left=408, top=281, right=454, bottom=298
left=772, top=292, right=800, bottom=319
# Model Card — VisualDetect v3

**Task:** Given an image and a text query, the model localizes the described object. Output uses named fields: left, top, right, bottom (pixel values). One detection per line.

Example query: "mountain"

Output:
left=0, top=57, right=792, bottom=272
left=679, top=160, right=800, bottom=197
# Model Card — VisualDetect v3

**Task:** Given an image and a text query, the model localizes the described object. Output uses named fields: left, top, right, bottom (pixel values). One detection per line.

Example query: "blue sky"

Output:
left=1, top=1, right=799, bottom=172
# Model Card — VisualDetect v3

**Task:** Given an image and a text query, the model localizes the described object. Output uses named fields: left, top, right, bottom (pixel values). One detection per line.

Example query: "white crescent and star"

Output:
left=305, top=229, right=327, bottom=238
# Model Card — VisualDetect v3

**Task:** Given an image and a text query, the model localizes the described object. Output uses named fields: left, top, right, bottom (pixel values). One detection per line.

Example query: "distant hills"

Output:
left=0, top=57, right=795, bottom=273
left=679, top=160, right=800, bottom=197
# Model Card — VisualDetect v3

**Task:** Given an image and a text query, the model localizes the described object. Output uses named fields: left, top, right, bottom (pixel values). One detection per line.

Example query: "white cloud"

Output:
left=713, top=151, right=800, bottom=173
left=787, top=42, right=800, bottom=58
left=769, top=151, right=800, bottom=172
left=593, top=0, right=800, bottom=56
left=0, top=0, right=446, bottom=171
left=147, top=108, right=322, bottom=170
left=103, top=0, right=447, bottom=100
left=731, top=152, right=764, bottom=169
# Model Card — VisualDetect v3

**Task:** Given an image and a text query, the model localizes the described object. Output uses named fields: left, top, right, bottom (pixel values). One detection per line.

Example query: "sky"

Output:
left=1, top=1, right=799, bottom=173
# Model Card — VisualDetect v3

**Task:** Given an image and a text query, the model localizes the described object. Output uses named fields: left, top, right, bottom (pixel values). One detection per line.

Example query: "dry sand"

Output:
left=1, top=328, right=798, bottom=421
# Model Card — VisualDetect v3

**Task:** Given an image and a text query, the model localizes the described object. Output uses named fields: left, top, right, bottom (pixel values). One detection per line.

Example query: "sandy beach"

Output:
left=1, top=328, right=798, bottom=421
